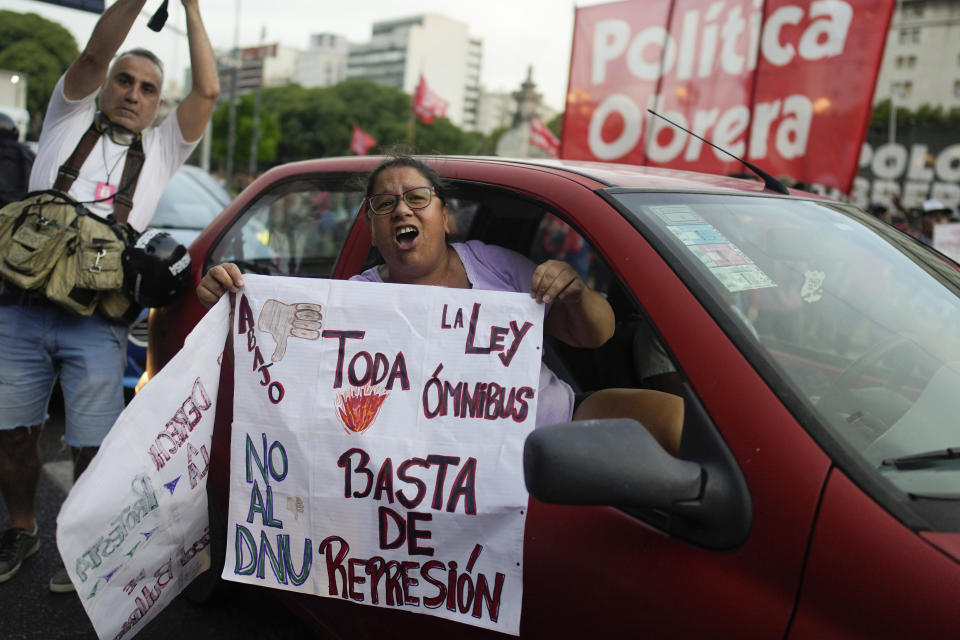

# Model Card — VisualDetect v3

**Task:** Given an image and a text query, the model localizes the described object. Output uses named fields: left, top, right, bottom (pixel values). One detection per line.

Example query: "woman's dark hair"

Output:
left=364, top=156, right=451, bottom=206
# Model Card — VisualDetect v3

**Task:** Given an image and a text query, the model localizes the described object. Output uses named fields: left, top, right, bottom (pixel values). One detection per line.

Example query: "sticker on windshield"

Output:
left=710, top=264, right=777, bottom=292
left=688, top=243, right=751, bottom=268
left=649, top=204, right=706, bottom=226
left=667, top=224, right=727, bottom=245
left=800, top=270, right=826, bottom=303
left=659, top=215, right=776, bottom=293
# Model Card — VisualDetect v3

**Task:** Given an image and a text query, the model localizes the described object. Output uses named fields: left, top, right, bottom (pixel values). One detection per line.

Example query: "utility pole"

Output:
left=201, top=119, right=211, bottom=172
left=406, top=109, right=416, bottom=147
left=249, top=26, right=266, bottom=178
left=888, top=93, right=897, bottom=146
left=225, top=0, right=241, bottom=189
left=889, top=0, right=903, bottom=147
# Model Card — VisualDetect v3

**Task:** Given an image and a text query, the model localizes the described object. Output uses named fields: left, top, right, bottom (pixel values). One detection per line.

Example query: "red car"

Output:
left=148, top=156, right=960, bottom=638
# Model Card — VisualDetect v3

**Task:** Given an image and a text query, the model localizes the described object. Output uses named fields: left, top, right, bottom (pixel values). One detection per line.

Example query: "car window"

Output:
left=358, top=185, right=683, bottom=398
left=527, top=212, right=683, bottom=396
left=207, top=178, right=363, bottom=278
left=611, top=192, right=960, bottom=500
left=353, top=181, right=740, bottom=541
left=530, top=213, right=614, bottom=293
left=445, top=197, right=480, bottom=243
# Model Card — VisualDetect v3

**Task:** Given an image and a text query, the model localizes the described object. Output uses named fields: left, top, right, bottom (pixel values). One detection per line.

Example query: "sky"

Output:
left=2, top=0, right=612, bottom=110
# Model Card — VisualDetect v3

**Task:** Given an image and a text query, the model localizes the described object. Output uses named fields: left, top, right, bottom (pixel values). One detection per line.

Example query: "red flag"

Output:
left=412, top=74, right=448, bottom=124
left=350, top=125, right=377, bottom=155
left=529, top=115, right=560, bottom=157
left=561, top=0, right=896, bottom=192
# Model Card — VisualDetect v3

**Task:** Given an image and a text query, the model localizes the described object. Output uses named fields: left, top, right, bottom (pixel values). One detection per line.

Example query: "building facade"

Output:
left=346, top=14, right=482, bottom=129
left=494, top=68, right=560, bottom=158
left=216, top=43, right=301, bottom=97
left=475, top=90, right=515, bottom=135
left=874, top=0, right=960, bottom=110
left=294, top=34, right=349, bottom=89
left=476, top=71, right=559, bottom=137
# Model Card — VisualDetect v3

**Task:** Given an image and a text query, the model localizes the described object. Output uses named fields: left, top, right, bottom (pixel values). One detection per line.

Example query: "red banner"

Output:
left=529, top=115, right=560, bottom=157
left=561, top=0, right=895, bottom=192
left=241, top=43, right=278, bottom=61
left=350, top=125, right=377, bottom=155
left=412, top=75, right=449, bottom=125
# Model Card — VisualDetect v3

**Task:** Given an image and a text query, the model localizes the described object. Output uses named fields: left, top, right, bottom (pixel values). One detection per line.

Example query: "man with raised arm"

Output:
left=0, top=0, right=218, bottom=593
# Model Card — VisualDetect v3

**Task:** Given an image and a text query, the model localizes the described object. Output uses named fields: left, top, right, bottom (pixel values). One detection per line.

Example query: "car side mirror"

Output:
left=523, top=418, right=703, bottom=508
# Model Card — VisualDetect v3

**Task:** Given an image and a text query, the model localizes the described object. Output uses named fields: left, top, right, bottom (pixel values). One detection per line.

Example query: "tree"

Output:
left=871, top=98, right=960, bottom=128
left=474, top=126, right=508, bottom=156
left=228, top=79, right=489, bottom=167
left=546, top=112, right=563, bottom=138
left=0, top=11, right=78, bottom=137
left=211, top=93, right=281, bottom=173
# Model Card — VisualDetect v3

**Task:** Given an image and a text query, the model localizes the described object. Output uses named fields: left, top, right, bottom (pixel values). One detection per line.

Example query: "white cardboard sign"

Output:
left=223, top=275, right=543, bottom=635
left=934, top=222, right=960, bottom=263
left=56, top=297, right=230, bottom=640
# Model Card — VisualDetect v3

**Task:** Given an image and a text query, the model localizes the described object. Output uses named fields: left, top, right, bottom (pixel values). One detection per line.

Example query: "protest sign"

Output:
left=223, top=275, right=543, bottom=635
left=934, top=223, right=960, bottom=264
left=561, top=0, right=895, bottom=192
left=56, top=297, right=230, bottom=640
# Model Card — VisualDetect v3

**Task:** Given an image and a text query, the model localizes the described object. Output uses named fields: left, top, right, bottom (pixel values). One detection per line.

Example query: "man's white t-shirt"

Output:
left=29, top=75, right=198, bottom=232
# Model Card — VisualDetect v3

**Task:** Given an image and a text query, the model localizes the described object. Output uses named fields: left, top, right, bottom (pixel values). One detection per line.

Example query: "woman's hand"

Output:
left=536, top=259, right=615, bottom=349
left=531, top=259, right=585, bottom=304
left=197, top=262, right=244, bottom=308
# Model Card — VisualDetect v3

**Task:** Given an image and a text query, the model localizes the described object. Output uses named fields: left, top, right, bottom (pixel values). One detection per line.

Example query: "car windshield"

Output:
left=612, top=192, right=960, bottom=499
left=151, top=167, right=230, bottom=230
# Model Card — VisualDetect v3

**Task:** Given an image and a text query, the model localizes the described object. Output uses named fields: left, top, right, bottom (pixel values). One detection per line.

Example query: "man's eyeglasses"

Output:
left=94, top=111, right=140, bottom=146
left=365, top=187, right=437, bottom=216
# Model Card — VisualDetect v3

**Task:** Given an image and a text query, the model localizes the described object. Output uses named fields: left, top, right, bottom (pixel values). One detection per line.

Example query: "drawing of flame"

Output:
left=335, top=386, right=389, bottom=434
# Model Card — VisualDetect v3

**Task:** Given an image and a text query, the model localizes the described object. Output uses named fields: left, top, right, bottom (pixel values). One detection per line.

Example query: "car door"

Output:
left=323, top=164, right=832, bottom=637
left=788, top=470, right=960, bottom=639
left=596, top=188, right=960, bottom=639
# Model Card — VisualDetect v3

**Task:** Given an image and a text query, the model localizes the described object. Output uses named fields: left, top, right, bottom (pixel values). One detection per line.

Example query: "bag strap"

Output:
left=52, top=120, right=145, bottom=225
left=19, top=145, right=34, bottom=195
left=112, top=137, right=144, bottom=224
left=54, top=123, right=99, bottom=193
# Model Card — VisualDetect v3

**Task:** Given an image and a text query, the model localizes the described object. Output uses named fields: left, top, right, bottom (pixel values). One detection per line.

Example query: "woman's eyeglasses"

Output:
left=366, top=187, right=437, bottom=216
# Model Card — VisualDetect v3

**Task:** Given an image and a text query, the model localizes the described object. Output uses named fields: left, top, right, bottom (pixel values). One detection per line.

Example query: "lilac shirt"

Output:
left=351, top=240, right=575, bottom=427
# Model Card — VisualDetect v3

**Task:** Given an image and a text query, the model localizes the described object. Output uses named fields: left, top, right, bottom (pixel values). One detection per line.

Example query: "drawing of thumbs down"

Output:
left=257, top=299, right=323, bottom=362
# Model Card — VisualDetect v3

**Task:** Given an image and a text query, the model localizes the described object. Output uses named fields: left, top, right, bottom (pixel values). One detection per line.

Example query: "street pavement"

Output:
left=0, top=393, right=326, bottom=640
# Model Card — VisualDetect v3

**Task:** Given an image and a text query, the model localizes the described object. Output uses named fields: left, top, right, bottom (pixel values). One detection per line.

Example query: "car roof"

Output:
left=446, top=156, right=775, bottom=193
left=254, top=155, right=781, bottom=196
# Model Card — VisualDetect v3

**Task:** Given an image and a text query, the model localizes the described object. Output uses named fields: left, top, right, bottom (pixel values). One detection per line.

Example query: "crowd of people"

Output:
left=866, top=195, right=957, bottom=246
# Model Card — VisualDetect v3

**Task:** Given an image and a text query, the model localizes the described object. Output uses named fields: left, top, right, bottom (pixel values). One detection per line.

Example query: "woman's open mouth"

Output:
left=394, top=225, right=419, bottom=250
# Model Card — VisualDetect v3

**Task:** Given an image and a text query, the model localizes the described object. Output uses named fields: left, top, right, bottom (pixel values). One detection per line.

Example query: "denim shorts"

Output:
left=0, top=301, right=128, bottom=447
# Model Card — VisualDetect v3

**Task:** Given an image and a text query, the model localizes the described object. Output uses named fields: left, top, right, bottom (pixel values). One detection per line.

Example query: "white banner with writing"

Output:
left=56, top=297, right=229, bottom=640
left=224, top=275, right=542, bottom=635
left=55, top=275, right=541, bottom=638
